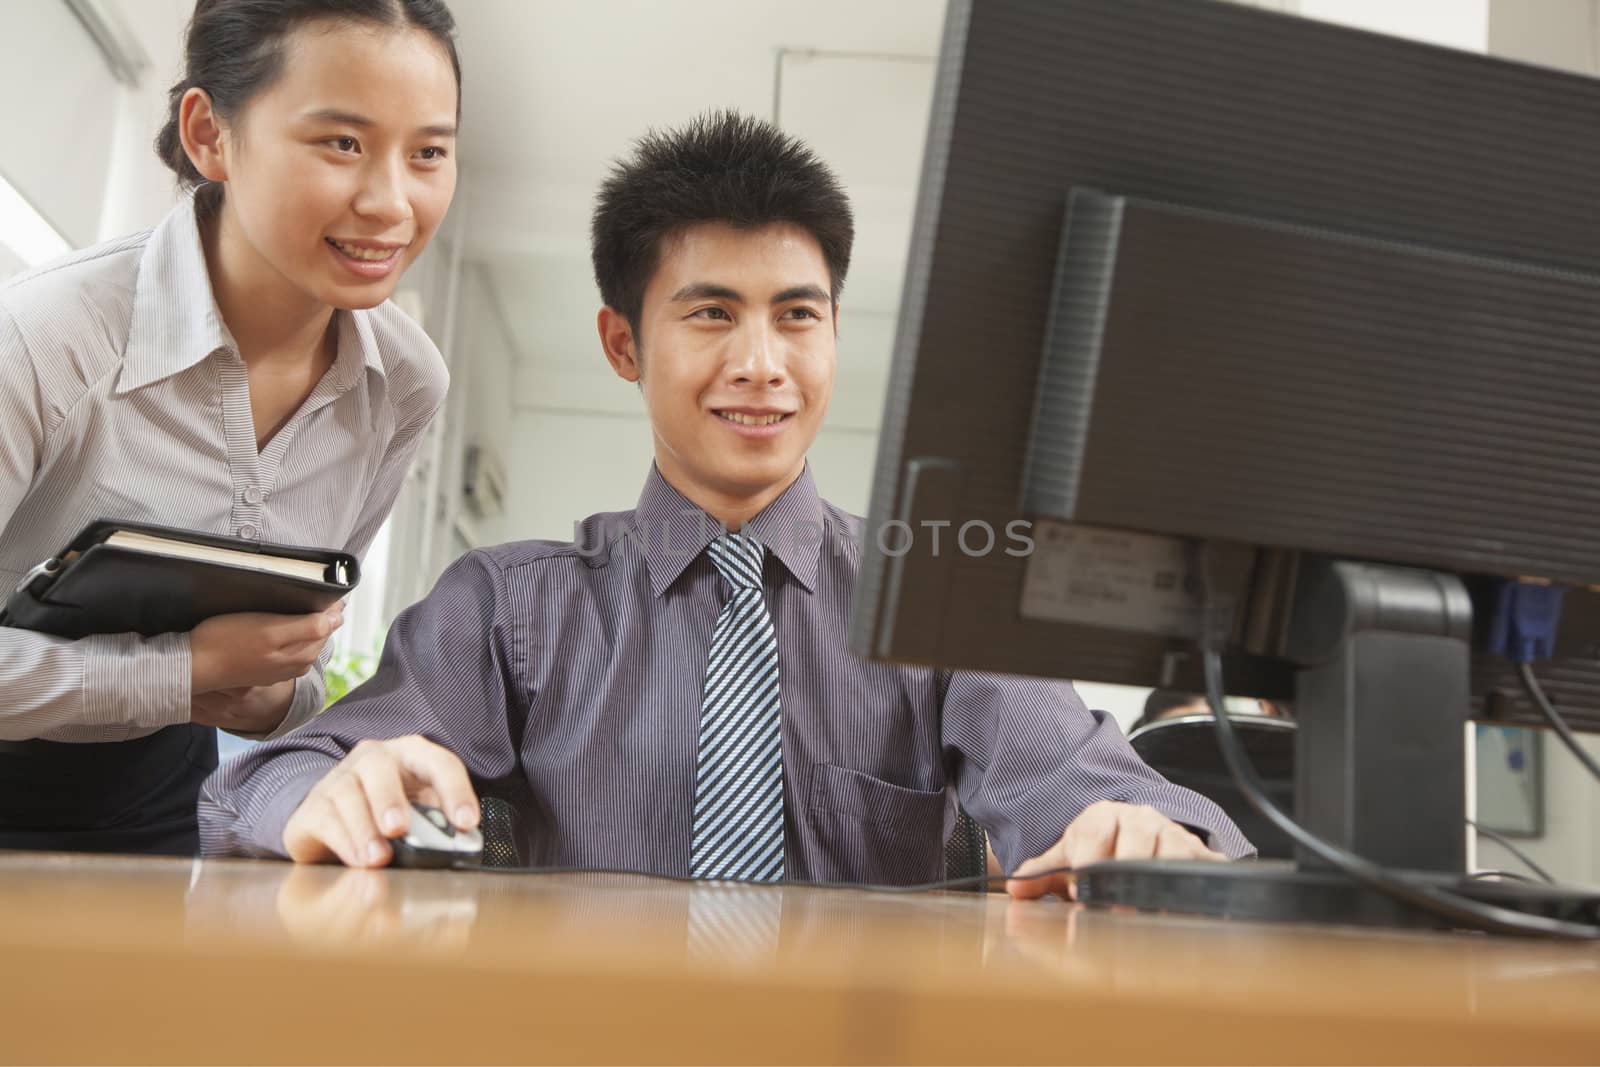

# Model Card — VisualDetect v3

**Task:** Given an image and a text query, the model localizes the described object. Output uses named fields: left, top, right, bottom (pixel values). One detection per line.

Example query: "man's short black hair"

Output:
left=590, top=109, right=855, bottom=334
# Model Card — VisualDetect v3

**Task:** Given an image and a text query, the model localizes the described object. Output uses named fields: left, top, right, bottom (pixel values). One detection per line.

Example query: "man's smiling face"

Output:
left=602, top=221, right=838, bottom=523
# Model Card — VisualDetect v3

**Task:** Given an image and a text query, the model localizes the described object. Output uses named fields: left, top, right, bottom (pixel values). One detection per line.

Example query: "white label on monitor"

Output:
left=1020, top=520, right=1208, bottom=637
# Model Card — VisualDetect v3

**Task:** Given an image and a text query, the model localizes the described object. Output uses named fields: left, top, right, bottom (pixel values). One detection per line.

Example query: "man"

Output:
left=199, top=112, right=1252, bottom=897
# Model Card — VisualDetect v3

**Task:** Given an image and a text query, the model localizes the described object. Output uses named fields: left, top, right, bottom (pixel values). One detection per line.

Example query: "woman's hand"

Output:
left=191, top=681, right=297, bottom=734
left=190, top=604, right=344, bottom=694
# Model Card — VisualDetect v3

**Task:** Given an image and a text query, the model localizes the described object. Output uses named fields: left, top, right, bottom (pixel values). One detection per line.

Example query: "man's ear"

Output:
left=832, top=300, right=842, bottom=336
left=179, top=87, right=229, bottom=184
left=597, top=306, right=642, bottom=383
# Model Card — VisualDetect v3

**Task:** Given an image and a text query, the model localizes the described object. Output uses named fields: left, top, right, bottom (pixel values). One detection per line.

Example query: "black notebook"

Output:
left=1, top=520, right=359, bottom=640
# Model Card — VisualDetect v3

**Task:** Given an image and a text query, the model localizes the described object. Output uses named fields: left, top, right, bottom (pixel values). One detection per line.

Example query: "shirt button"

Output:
left=242, top=485, right=263, bottom=505
left=238, top=524, right=259, bottom=540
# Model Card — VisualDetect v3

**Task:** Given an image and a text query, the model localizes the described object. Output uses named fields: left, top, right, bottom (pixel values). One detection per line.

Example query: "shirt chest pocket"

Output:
left=804, top=763, right=948, bottom=885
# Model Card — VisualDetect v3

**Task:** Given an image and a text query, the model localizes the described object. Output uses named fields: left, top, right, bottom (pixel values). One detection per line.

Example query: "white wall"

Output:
left=1298, top=0, right=1489, bottom=51
left=455, top=263, right=525, bottom=547
left=0, top=242, right=25, bottom=281
left=0, top=2, right=122, bottom=249
left=0, top=0, right=188, bottom=265
left=1488, top=0, right=1600, bottom=74
left=1477, top=733, right=1600, bottom=889
left=496, top=411, right=654, bottom=542
left=99, top=0, right=191, bottom=239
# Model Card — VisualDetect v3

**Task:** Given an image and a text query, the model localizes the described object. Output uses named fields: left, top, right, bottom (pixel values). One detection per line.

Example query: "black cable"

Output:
left=1194, top=549, right=1599, bottom=941
left=1468, top=819, right=1557, bottom=885
left=456, top=862, right=1074, bottom=895
left=1203, top=646, right=1595, bottom=939
left=1515, top=661, right=1600, bottom=785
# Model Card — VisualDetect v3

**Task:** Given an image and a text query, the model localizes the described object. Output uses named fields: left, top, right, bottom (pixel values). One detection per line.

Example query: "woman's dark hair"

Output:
left=591, top=110, right=855, bottom=335
left=155, top=0, right=460, bottom=201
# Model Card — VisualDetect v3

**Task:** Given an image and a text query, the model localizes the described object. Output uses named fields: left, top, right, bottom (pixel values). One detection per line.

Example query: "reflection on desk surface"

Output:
left=2, top=852, right=1598, bottom=1064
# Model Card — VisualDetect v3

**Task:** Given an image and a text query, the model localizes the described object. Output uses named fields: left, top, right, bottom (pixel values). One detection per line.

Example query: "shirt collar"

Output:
left=635, top=463, right=826, bottom=598
left=118, top=194, right=231, bottom=394
left=117, top=193, right=389, bottom=404
left=335, top=302, right=388, bottom=431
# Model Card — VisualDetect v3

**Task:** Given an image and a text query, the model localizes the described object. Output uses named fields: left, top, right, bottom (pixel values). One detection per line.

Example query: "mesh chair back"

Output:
left=944, top=807, right=988, bottom=889
left=478, top=795, right=523, bottom=869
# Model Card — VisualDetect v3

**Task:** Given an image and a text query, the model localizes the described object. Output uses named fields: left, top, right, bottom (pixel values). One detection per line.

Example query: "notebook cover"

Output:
left=1, top=519, right=360, bottom=640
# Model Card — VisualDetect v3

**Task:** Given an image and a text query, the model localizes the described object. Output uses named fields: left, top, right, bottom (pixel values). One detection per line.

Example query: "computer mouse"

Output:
left=388, top=802, right=484, bottom=869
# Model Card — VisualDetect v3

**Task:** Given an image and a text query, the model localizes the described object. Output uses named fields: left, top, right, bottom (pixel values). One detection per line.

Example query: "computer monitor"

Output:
left=849, top=0, right=1600, bottom=930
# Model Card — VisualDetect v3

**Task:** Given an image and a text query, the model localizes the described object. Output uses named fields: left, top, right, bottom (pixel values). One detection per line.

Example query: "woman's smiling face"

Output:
left=202, top=19, right=459, bottom=311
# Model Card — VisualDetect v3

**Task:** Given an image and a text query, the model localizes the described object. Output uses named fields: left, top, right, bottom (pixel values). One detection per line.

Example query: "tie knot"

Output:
left=707, top=533, right=765, bottom=591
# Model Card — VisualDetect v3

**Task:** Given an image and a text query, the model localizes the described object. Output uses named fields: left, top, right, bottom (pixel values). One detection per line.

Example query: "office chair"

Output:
left=944, top=808, right=989, bottom=889
left=478, top=795, right=523, bottom=869
left=1128, top=713, right=1296, bottom=860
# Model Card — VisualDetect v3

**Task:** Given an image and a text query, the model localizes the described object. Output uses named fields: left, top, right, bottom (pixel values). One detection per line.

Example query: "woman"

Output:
left=0, top=0, right=461, bottom=854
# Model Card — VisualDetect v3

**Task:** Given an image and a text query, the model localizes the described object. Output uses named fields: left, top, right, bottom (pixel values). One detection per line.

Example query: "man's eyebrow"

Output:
left=670, top=283, right=744, bottom=303
left=773, top=284, right=830, bottom=304
left=303, top=108, right=457, bottom=138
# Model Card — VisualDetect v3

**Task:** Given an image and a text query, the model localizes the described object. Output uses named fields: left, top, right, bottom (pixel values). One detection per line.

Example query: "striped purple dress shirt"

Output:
left=199, top=465, right=1254, bottom=881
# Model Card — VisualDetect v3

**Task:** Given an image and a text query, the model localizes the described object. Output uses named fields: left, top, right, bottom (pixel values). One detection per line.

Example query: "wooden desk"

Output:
left=1, top=853, right=1596, bottom=1064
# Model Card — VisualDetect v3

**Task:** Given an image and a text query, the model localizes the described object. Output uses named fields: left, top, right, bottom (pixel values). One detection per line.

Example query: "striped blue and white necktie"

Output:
left=689, top=533, right=786, bottom=882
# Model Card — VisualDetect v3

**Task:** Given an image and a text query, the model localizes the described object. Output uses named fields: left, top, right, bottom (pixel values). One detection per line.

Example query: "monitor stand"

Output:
left=1076, top=558, right=1600, bottom=932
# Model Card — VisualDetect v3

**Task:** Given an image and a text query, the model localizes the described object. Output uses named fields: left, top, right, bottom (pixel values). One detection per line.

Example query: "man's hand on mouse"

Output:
left=282, top=735, right=479, bottom=867
left=1004, top=800, right=1227, bottom=901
